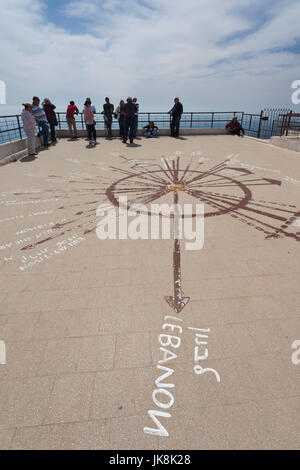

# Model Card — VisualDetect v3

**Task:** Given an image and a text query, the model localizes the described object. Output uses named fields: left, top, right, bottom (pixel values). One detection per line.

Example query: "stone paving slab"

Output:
left=0, top=135, right=299, bottom=449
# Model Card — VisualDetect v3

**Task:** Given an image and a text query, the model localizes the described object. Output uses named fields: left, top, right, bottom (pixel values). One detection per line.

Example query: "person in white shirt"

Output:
left=21, top=103, right=37, bottom=157
left=83, top=99, right=97, bottom=145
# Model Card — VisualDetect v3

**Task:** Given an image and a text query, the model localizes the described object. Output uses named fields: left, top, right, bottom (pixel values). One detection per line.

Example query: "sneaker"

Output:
left=130, top=140, right=133, bottom=144
left=122, top=140, right=127, bottom=144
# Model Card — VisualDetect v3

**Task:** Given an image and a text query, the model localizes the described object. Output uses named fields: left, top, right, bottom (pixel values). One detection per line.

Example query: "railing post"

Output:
left=190, top=112, right=193, bottom=129
left=257, top=110, right=263, bottom=138
left=57, top=113, right=61, bottom=130
left=81, top=112, right=84, bottom=130
left=249, top=114, right=252, bottom=134
left=211, top=112, right=214, bottom=128
left=16, top=115, right=22, bottom=140
left=286, top=112, right=292, bottom=137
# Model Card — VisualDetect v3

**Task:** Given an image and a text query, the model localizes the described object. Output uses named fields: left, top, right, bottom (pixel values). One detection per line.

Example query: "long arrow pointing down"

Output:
left=165, top=237, right=190, bottom=313
left=164, top=189, right=190, bottom=314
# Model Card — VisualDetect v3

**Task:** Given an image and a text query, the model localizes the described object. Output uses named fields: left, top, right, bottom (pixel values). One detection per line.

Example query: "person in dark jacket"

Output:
left=168, top=97, right=183, bottom=137
left=101, top=97, right=114, bottom=139
left=122, top=97, right=137, bottom=144
left=226, top=117, right=244, bottom=137
left=42, top=98, right=57, bottom=142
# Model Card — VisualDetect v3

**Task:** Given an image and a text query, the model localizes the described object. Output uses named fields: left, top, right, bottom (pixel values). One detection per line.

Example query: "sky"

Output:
left=0, top=0, right=300, bottom=114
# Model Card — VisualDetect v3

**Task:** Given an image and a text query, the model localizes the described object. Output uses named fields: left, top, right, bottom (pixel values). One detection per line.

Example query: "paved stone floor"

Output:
left=0, top=135, right=299, bottom=449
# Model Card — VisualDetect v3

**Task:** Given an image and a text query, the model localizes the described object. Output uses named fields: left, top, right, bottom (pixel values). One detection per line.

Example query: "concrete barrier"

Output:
left=0, top=128, right=229, bottom=165
left=270, top=136, right=300, bottom=153
left=0, top=138, right=27, bottom=160
left=56, top=128, right=228, bottom=138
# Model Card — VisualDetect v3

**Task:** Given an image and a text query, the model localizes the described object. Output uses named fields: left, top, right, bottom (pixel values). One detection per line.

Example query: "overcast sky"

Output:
left=1, top=0, right=300, bottom=114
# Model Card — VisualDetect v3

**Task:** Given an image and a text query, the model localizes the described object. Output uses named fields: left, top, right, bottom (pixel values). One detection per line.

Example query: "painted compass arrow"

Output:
left=10, top=154, right=300, bottom=315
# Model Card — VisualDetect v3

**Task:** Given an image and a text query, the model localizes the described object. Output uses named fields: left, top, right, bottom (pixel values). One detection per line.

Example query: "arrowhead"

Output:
left=226, top=167, right=253, bottom=175
left=263, top=178, right=281, bottom=186
left=164, top=295, right=190, bottom=313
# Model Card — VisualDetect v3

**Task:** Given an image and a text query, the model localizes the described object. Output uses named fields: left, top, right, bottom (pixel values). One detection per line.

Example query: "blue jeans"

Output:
left=38, top=120, right=49, bottom=146
left=133, top=115, right=138, bottom=138
left=146, top=131, right=158, bottom=138
left=119, top=116, right=125, bottom=138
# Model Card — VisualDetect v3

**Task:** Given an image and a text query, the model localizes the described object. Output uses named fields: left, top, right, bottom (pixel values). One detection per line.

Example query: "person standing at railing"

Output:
left=225, top=117, right=244, bottom=137
left=168, top=97, right=183, bottom=138
left=21, top=103, right=38, bottom=157
left=32, top=96, right=49, bottom=147
left=83, top=99, right=97, bottom=146
left=42, top=98, right=57, bottom=143
left=115, top=100, right=125, bottom=140
left=133, top=97, right=139, bottom=138
left=122, top=97, right=137, bottom=144
left=101, top=97, right=114, bottom=140
left=66, top=101, right=79, bottom=139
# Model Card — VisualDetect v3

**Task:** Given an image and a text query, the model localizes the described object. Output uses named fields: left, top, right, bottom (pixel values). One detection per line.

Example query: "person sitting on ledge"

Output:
left=226, top=117, right=244, bottom=137
left=142, top=121, right=159, bottom=138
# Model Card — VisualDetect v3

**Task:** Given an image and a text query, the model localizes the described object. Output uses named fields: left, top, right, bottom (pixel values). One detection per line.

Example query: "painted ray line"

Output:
left=183, top=163, right=228, bottom=185
left=188, top=175, right=235, bottom=187
left=189, top=189, right=287, bottom=222
left=110, top=166, right=169, bottom=186
left=178, top=155, right=196, bottom=183
left=199, top=191, right=297, bottom=215
left=161, top=158, right=176, bottom=181
left=186, top=189, right=298, bottom=238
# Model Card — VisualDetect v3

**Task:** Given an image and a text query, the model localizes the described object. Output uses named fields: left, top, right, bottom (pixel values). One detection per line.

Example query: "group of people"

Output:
left=21, top=97, right=57, bottom=157
left=21, top=95, right=244, bottom=157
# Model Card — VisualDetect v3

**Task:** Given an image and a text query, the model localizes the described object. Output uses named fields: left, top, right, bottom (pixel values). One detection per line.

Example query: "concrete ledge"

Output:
left=56, top=128, right=228, bottom=138
left=270, top=136, right=300, bottom=153
left=0, top=139, right=27, bottom=160
left=0, top=128, right=229, bottom=166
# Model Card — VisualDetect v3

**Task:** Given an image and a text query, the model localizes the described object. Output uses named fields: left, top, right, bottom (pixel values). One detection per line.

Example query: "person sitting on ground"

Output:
left=142, top=121, right=159, bottom=138
left=21, top=103, right=38, bottom=157
left=32, top=96, right=49, bottom=147
left=42, top=98, right=57, bottom=143
left=66, top=101, right=79, bottom=139
left=226, top=117, right=244, bottom=137
left=83, top=99, right=96, bottom=145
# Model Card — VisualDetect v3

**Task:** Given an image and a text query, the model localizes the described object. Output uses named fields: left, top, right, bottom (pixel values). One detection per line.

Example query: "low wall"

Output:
left=270, top=136, right=300, bottom=153
left=0, top=138, right=27, bottom=160
left=0, top=128, right=228, bottom=164
left=56, top=128, right=227, bottom=138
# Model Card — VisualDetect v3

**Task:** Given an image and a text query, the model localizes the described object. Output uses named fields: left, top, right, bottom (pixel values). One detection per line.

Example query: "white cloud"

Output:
left=0, top=0, right=300, bottom=114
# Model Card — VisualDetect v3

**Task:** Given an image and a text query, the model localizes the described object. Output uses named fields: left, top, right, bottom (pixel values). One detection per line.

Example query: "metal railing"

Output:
left=0, top=110, right=284, bottom=144
left=271, top=113, right=300, bottom=137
